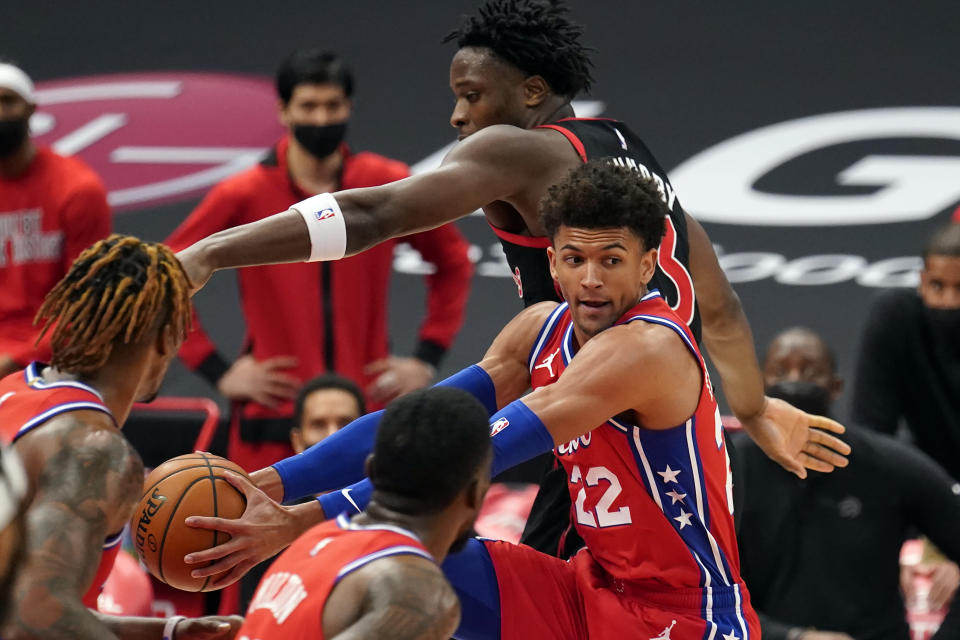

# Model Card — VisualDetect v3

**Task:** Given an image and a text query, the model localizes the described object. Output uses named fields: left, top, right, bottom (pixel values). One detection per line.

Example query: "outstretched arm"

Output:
left=177, top=126, right=551, bottom=291
left=685, top=212, right=850, bottom=477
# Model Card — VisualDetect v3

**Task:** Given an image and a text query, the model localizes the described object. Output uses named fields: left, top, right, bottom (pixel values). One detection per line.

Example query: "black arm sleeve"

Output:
left=851, top=293, right=905, bottom=434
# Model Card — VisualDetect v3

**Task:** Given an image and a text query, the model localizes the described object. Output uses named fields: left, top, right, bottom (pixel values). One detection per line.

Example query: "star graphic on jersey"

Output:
left=665, top=489, right=687, bottom=505
left=722, top=631, right=739, bottom=640
left=673, top=510, right=693, bottom=529
left=657, top=465, right=681, bottom=484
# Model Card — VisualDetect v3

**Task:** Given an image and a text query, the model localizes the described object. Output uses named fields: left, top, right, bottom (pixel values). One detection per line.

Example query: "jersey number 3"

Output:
left=570, top=465, right=632, bottom=528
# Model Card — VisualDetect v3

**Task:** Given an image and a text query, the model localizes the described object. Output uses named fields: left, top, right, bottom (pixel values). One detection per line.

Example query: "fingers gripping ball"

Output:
left=131, top=453, right=248, bottom=592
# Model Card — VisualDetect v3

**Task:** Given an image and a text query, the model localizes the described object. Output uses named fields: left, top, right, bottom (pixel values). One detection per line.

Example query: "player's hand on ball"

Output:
left=174, top=615, right=244, bottom=639
left=739, top=396, right=851, bottom=479
left=183, top=471, right=316, bottom=589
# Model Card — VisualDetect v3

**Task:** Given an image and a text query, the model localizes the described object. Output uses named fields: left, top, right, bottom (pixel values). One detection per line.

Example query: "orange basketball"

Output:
left=130, top=453, right=248, bottom=592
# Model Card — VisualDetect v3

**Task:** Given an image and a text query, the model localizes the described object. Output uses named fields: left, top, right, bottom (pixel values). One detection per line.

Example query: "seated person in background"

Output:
left=290, top=373, right=366, bottom=454
left=736, top=326, right=960, bottom=640
left=237, top=386, right=491, bottom=640
left=851, top=222, right=960, bottom=481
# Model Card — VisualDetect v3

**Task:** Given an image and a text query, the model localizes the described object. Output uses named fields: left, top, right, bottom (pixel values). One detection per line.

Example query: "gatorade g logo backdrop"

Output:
left=6, top=0, right=956, bottom=417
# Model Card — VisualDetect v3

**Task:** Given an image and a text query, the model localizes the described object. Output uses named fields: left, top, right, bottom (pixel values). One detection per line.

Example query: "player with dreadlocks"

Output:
left=177, top=0, right=848, bottom=585
left=0, top=234, right=242, bottom=640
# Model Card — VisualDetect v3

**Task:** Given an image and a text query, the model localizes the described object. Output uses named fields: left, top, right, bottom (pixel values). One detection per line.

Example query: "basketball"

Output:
left=130, top=453, right=248, bottom=592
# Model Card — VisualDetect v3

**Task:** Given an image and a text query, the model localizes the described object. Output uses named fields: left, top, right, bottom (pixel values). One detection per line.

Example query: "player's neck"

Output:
left=46, top=356, right=146, bottom=426
left=360, top=500, right=460, bottom=564
left=525, top=100, right=575, bottom=129
left=0, top=141, right=36, bottom=179
left=286, top=139, right=343, bottom=195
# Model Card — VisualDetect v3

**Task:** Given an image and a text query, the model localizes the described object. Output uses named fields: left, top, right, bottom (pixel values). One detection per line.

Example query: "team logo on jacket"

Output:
left=30, top=72, right=284, bottom=213
left=490, top=417, right=510, bottom=436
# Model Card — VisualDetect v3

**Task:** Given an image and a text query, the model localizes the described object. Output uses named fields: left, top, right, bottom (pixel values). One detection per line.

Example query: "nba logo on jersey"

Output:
left=490, top=416, right=510, bottom=436
left=315, top=207, right=337, bottom=221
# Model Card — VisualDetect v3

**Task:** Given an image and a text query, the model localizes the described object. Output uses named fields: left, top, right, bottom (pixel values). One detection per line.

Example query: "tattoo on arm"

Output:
left=332, top=561, right=460, bottom=640
left=4, top=418, right=143, bottom=640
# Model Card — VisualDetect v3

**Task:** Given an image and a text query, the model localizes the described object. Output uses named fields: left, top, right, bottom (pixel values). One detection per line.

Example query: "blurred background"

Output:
left=6, top=0, right=956, bottom=418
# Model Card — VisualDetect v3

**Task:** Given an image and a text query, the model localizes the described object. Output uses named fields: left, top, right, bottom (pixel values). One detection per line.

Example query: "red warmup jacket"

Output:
left=0, top=148, right=111, bottom=365
left=166, top=138, right=473, bottom=441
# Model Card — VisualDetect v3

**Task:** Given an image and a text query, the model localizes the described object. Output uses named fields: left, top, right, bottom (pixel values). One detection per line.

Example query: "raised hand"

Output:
left=738, top=396, right=851, bottom=479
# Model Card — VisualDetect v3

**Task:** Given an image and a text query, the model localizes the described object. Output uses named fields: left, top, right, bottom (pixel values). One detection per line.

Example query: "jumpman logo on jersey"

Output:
left=650, top=620, right=676, bottom=640
left=534, top=348, right=561, bottom=378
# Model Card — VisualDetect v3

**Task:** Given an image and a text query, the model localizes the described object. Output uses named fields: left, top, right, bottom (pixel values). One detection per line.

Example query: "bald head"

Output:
left=763, top=327, right=843, bottom=407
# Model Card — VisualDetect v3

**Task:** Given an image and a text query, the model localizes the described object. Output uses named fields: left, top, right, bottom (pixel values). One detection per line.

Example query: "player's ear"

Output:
left=463, top=477, right=483, bottom=511
left=155, top=323, right=176, bottom=357
left=547, top=245, right=558, bottom=281
left=640, top=247, right=658, bottom=284
left=523, top=75, right=550, bottom=108
left=363, top=453, right=376, bottom=480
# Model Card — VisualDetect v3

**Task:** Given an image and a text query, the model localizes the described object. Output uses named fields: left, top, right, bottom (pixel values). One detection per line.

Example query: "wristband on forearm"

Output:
left=290, top=193, right=347, bottom=262
left=489, top=399, right=555, bottom=477
left=162, top=615, right=185, bottom=640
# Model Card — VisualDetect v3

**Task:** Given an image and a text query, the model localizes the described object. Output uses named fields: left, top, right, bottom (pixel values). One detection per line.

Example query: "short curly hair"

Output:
left=541, top=160, right=667, bottom=252
left=443, top=0, right=594, bottom=98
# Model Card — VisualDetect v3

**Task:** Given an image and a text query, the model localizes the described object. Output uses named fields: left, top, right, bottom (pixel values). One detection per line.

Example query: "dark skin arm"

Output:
left=323, top=556, right=460, bottom=640
left=686, top=213, right=850, bottom=477
left=176, top=125, right=574, bottom=290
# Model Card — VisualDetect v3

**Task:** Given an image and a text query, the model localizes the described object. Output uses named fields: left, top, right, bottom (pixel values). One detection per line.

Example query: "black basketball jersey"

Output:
left=493, top=117, right=701, bottom=342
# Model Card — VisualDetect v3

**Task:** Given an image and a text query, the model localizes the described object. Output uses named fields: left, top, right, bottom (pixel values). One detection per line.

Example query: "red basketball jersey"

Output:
left=238, top=514, right=434, bottom=640
left=0, top=362, right=123, bottom=609
left=528, top=291, right=751, bottom=630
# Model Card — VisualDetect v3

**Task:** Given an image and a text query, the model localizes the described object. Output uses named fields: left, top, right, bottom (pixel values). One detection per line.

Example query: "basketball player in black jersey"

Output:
left=178, top=0, right=850, bottom=567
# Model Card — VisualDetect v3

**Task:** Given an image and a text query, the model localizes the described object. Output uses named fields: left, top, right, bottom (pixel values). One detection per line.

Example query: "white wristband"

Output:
left=290, top=193, right=347, bottom=262
left=162, top=615, right=186, bottom=640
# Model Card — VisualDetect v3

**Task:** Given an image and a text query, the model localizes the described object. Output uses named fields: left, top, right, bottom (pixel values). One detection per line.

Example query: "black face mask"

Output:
left=922, top=306, right=960, bottom=356
left=0, top=118, right=29, bottom=158
left=292, top=121, right=348, bottom=159
left=766, top=380, right=832, bottom=417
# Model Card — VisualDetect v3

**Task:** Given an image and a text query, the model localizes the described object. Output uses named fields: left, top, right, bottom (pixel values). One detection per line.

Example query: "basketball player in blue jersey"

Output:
left=178, top=0, right=850, bottom=562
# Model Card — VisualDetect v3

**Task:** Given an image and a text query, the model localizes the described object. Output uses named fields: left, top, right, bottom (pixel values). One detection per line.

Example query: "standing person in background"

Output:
left=0, top=61, right=111, bottom=378
left=166, top=49, right=473, bottom=474
left=852, top=223, right=960, bottom=482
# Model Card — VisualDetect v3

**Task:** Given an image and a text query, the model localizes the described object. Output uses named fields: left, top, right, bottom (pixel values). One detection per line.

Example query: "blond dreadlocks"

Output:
left=34, top=234, right=192, bottom=374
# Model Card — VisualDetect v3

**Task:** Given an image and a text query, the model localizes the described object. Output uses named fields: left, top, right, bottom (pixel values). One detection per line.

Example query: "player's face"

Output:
left=137, top=325, right=184, bottom=403
left=763, top=332, right=842, bottom=405
left=548, top=226, right=658, bottom=339
left=291, top=388, right=362, bottom=453
left=920, top=255, right=960, bottom=309
left=280, top=83, right=352, bottom=128
left=449, top=47, right=528, bottom=140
